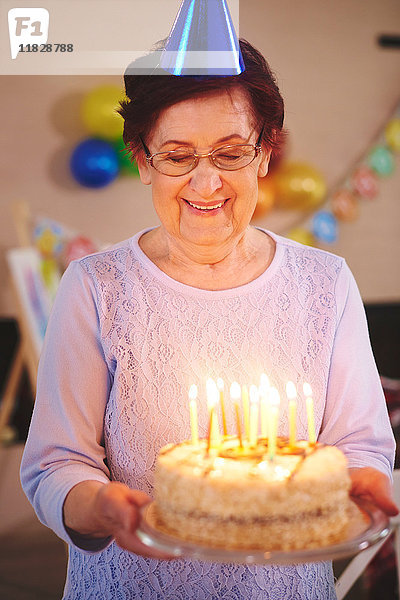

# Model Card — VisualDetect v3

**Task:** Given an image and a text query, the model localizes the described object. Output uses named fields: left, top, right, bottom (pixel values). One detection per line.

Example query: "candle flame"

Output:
left=286, top=381, right=297, bottom=400
left=303, top=382, right=312, bottom=397
left=206, top=378, right=219, bottom=409
left=216, top=377, right=224, bottom=391
left=269, top=387, right=280, bottom=407
left=188, top=384, right=197, bottom=401
left=230, top=381, right=241, bottom=400
left=259, top=373, right=270, bottom=392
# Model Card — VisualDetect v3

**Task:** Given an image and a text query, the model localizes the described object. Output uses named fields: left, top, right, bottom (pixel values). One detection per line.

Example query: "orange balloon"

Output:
left=252, top=176, right=276, bottom=220
left=331, top=189, right=359, bottom=222
left=274, top=162, right=327, bottom=210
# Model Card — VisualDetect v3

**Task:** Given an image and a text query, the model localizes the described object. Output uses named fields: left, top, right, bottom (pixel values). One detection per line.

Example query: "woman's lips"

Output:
left=183, top=198, right=229, bottom=212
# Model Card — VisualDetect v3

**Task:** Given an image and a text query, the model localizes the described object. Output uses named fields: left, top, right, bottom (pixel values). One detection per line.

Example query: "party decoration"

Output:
left=312, top=211, right=338, bottom=244
left=281, top=101, right=399, bottom=246
left=81, top=85, right=125, bottom=141
left=252, top=176, right=276, bottom=220
left=160, top=0, right=243, bottom=76
left=65, top=235, right=98, bottom=265
left=351, top=166, right=379, bottom=199
left=287, top=227, right=315, bottom=246
left=367, top=145, right=395, bottom=176
left=274, top=162, right=327, bottom=211
left=331, top=189, right=359, bottom=222
left=113, top=137, right=140, bottom=177
left=33, top=219, right=64, bottom=257
left=70, top=138, right=120, bottom=188
left=385, top=118, right=400, bottom=153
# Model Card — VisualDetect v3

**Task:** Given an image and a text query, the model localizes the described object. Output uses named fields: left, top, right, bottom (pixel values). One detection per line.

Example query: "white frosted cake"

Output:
left=154, top=437, right=352, bottom=550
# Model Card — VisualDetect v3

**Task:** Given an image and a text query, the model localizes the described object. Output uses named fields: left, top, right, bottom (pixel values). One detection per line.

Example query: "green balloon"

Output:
left=113, top=137, right=140, bottom=177
left=368, top=146, right=395, bottom=176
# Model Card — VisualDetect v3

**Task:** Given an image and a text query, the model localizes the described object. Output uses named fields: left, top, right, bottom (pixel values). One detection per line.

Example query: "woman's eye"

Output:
left=217, top=152, right=243, bottom=161
left=166, top=154, right=193, bottom=164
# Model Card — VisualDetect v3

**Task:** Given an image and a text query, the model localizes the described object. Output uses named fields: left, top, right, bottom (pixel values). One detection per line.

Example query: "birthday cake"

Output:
left=153, top=437, right=352, bottom=551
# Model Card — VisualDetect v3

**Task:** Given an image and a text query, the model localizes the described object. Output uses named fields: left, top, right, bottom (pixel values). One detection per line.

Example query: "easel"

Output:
left=0, top=201, right=40, bottom=440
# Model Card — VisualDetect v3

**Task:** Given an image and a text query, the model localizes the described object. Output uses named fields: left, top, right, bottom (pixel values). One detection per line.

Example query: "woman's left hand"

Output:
left=349, top=467, right=399, bottom=516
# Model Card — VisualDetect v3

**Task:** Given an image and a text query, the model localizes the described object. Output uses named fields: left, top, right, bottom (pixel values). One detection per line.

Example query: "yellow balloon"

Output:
left=288, top=227, right=315, bottom=246
left=274, top=162, right=327, bottom=210
left=81, top=85, right=125, bottom=141
left=252, top=175, right=276, bottom=220
left=385, top=118, right=400, bottom=153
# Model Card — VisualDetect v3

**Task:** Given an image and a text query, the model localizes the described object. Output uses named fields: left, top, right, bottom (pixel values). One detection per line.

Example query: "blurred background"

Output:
left=0, top=0, right=399, bottom=598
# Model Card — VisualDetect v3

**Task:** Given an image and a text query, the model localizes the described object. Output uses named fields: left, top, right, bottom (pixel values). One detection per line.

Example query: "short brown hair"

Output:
left=119, top=39, right=284, bottom=158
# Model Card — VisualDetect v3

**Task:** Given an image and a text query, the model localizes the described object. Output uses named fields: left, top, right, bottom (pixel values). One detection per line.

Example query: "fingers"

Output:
left=98, top=483, right=175, bottom=559
left=349, top=467, right=399, bottom=517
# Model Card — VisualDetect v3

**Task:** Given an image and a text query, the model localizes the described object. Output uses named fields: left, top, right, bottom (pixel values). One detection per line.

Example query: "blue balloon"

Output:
left=70, top=138, right=119, bottom=188
left=312, top=211, right=338, bottom=244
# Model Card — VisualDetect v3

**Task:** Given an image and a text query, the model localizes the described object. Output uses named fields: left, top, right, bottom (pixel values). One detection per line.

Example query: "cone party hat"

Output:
left=160, top=0, right=243, bottom=76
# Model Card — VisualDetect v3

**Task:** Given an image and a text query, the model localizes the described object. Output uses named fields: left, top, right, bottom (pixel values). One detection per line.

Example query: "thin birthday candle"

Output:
left=259, top=373, right=270, bottom=440
left=230, top=381, right=243, bottom=448
left=268, top=387, right=280, bottom=461
left=188, top=384, right=199, bottom=445
left=206, top=378, right=221, bottom=450
left=249, top=385, right=259, bottom=447
left=217, top=378, right=228, bottom=436
left=241, top=384, right=250, bottom=442
left=286, top=381, right=297, bottom=449
left=303, top=382, right=316, bottom=446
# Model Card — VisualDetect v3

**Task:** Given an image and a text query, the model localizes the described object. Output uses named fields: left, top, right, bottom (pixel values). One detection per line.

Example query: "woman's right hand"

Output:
left=63, top=480, right=174, bottom=559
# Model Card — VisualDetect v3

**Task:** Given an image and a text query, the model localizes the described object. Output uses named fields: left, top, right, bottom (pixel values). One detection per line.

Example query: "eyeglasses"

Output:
left=139, top=125, right=264, bottom=177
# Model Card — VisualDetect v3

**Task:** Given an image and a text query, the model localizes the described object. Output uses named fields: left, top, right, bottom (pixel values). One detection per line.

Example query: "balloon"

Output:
left=81, top=85, right=125, bottom=141
left=331, top=189, right=359, bottom=222
left=351, top=166, right=379, bottom=199
left=65, top=236, right=98, bottom=266
left=274, top=162, right=327, bottom=210
left=385, top=118, right=400, bottom=153
left=252, top=176, right=276, bottom=220
left=288, top=227, right=315, bottom=246
left=113, top=137, right=140, bottom=176
left=312, top=211, right=338, bottom=244
left=367, top=145, right=395, bottom=176
left=70, top=138, right=119, bottom=188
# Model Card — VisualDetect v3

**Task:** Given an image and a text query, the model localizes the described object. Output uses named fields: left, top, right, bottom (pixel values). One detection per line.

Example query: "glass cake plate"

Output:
left=136, top=498, right=391, bottom=565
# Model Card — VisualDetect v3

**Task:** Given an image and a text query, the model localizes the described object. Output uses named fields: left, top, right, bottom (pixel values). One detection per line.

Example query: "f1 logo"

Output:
left=8, top=8, right=49, bottom=59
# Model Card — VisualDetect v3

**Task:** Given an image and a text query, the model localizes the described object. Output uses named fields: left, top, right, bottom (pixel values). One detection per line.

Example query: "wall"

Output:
left=1, top=0, right=399, bottom=316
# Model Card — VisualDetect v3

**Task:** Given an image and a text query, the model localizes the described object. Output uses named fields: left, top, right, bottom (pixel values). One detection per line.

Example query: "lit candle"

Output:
left=217, top=377, right=228, bottom=436
left=188, top=384, right=199, bottom=446
left=259, top=373, right=270, bottom=439
left=303, top=382, right=316, bottom=446
left=242, top=384, right=250, bottom=442
left=230, top=381, right=243, bottom=448
left=206, top=378, right=221, bottom=450
left=249, top=385, right=259, bottom=447
left=286, top=381, right=297, bottom=449
left=268, top=387, right=280, bottom=461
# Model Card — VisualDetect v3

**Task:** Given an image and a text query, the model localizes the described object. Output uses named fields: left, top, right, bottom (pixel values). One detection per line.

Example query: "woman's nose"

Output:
left=188, top=158, right=223, bottom=197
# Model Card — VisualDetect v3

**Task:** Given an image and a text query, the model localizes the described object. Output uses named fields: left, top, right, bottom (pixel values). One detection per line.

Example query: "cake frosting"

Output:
left=154, top=437, right=352, bottom=551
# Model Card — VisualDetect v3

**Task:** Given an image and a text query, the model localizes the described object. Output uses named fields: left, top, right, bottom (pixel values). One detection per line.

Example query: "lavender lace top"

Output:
left=21, top=228, right=395, bottom=599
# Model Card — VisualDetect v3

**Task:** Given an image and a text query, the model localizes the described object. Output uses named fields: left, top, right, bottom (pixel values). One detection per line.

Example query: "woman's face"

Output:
left=137, top=88, right=270, bottom=252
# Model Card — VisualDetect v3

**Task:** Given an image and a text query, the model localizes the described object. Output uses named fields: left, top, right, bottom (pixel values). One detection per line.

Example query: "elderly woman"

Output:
left=21, top=39, right=396, bottom=599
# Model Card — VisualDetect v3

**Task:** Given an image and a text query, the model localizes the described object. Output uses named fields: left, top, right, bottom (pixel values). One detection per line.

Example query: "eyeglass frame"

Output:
left=138, top=124, right=265, bottom=177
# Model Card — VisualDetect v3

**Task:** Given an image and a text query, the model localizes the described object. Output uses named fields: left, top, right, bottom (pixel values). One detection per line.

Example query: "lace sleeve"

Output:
left=20, top=260, right=113, bottom=549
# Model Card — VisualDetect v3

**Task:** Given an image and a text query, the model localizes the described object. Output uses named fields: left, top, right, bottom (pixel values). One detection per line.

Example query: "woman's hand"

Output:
left=349, top=467, right=399, bottom=516
left=63, top=480, right=173, bottom=559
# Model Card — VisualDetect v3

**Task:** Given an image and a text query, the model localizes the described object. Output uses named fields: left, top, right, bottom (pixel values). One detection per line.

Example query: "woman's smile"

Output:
left=182, top=197, right=230, bottom=213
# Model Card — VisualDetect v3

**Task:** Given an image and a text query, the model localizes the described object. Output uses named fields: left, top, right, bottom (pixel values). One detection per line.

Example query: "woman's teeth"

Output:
left=186, top=200, right=226, bottom=211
